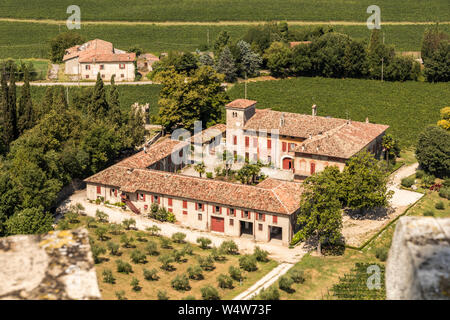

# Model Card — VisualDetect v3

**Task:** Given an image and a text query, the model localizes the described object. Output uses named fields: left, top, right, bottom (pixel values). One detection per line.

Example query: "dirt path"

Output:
left=233, top=263, right=294, bottom=300
left=59, top=190, right=307, bottom=263
left=1, top=18, right=449, bottom=26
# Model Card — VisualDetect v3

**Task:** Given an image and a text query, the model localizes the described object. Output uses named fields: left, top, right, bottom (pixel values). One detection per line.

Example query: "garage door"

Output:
left=211, top=216, right=224, bottom=232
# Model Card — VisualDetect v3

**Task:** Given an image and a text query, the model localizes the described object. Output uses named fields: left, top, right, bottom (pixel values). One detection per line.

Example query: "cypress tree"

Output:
left=1, top=65, right=18, bottom=145
left=17, top=66, right=34, bottom=134
left=89, top=73, right=109, bottom=118
left=215, top=46, right=237, bottom=82
left=108, top=75, right=122, bottom=125
left=52, top=86, right=68, bottom=111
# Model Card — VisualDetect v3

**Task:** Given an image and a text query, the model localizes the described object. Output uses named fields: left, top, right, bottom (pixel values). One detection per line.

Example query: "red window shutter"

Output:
left=282, top=142, right=287, bottom=152
left=143, top=194, right=146, bottom=201
left=267, top=139, right=271, bottom=149
left=168, top=198, right=173, bottom=207
left=245, top=136, right=249, bottom=147
left=249, top=212, right=251, bottom=219
left=195, top=203, right=198, bottom=210
left=114, top=189, right=117, bottom=197
left=96, top=186, right=101, bottom=194
left=273, top=215, right=278, bottom=224
left=151, top=195, right=154, bottom=203
left=233, top=136, right=237, bottom=145
left=183, top=200, right=187, bottom=209
left=227, top=208, right=230, bottom=216
left=168, top=208, right=173, bottom=213
left=157, top=197, right=160, bottom=204
left=310, top=163, right=316, bottom=174
left=202, top=204, right=204, bottom=212
left=262, top=214, right=265, bottom=221
left=183, top=210, right=187, bottom=215
left=241, top=211, right=244, bottom=218
left=219, top=207, right=222, bottom=214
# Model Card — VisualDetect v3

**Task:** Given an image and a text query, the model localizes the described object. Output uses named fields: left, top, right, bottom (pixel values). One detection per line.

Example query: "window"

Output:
left=267, top=139, right=271, bottom=149
left=258, top=224, right=263, bottom=231
left=101, top=74, right=105, bottom=79
left=245, top=136, right=249, bottom=147
left=96, top=186, right=101, bottom=194
left=198, top=214, right=202, bottom=221
left=196, top=203, right=204, bottom=211
left=139, top=193, right=145, bottom=201
left=243, top=211, right=250, bottom=219
left=183, top=200, right=188, bottom=209
left=229, top=208, right=235, bottom=217
left=85, top=75, right=89, bottom=79
left=253, top=137, right=258, bottom=148
left=168, top=198, right=173, bottom=207
left=273, top=215, right=278, bottom=224
left=121, top=74, right=124, bottom=78
left=179, top=149, right=183, bottom=157
left=183, top=210, right=188, bottom=215
left=100, top=65, right=104, bottom=70
left=310, top=163, right=316, bottom=174
left=215, top=206, right=221, bottom=214
left=289, top=143, right=296, bottom=152
left=85, top=65, right=90, bottom=70
left=282, top=142, right=287, bottom=152
left=119, top=63, right=125, bottom=69
left=153, top=195, right=160, bottom=204
left=257, top=213, right=264, bottom=221
left=229, top=219, right=234, bottom=226
left=232, top=112, right=237, bottom=118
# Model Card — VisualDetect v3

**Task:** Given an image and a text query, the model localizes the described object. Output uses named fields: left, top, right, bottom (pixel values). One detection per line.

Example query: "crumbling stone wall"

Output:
left=0, top=228, right=101, bottom=300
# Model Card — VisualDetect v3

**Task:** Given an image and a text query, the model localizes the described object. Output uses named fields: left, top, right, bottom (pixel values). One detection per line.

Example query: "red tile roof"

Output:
left=226, top=99, right=257, bottom=109
left=191, top=124, right=226, bottom=144
left=63, top=39, right=135, bottom=63
left=79, top=53, right=136, bottom=63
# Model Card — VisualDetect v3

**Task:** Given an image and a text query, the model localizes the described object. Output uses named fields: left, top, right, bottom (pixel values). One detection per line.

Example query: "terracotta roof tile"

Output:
left=226, top=99, right=257, bottom=109
left=191, top=124, right=226, bottom=144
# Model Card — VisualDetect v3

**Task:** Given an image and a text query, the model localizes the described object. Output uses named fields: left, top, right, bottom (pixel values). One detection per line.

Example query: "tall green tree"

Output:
left=213, top=31, right=231, bottom=57
left=421, top=24, right=449, bottom=63
left=17, top=66, right=34, bottom=135
left=424, top=41, right=450, bottom=82
left=108, top=75, right=123, bottom=125
left=49, top=32, right=85, bottom=63
left=416, top=125, right=450, bottom=178
left=89, top=74, right=110, bottom=118
left=5, top=207, right=54, bottom=235
left=367, top=29, right=395, bottom=80
left=215, top=46, right=238, bottom=83
left=264, top=42, right=292, bottom=77
left=1, top=64, right=18, bottom=146
left=296, top=166, right=343, bottom=254
left=237, top=40, right=262, bottom=77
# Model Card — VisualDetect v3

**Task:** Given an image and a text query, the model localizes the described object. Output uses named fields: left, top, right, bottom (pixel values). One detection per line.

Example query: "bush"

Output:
left=160, top=237, right=172, bottom=249
left=91, top=245, right=106, bottom=264
left=206, top=172, right=213, bottom=179
left=95, top=210, right=109, bottom=223
left=415, top=170, right=424, bottom=179
left=201, top=285, right=220, bottom=300
left=416, top=125, right=450, bottom=178
left=86, top=216, right=96, bottom=228
left=131, top=277, right=141, bottom=291
left=220, top=240, right=239, bottom=255
left=183, top=295, right=196, bottom=300
left=102, top=269, right=115, bottom=284
left=435, top=201, right=445, bottom=210
left=217, top=274, right=233, bottom=289
left=65, top=211, right=79, bottom=223
left=439, top=187, right=450, bottom=199
left=146, top=225, right=161, bottom=236
left=239, top=254, right=257, bottom=272
left=187, top=265, right=204, bottom=280
left=375, top=247, right=389, bottom=262
left=95, top=226, right=109, bottom=241
left=130, top=249, right=146, bottom=264
left=197, top=255, right=215, bottom=271
left=401, top=176, right=415, bottom=188
left=158, top=254, right=175, bottom=271
left=116, top=259, right=133, bottom=274
left=172, top=232, right=187, bottom=243
left=229, top=266, right=243, bottom=281
left=145, top=241, right=159, bottom=255
left=422, top=174, right=436, bottom=188
left=107, top=241, right=120, bottom=255
left=135, top=231, right=147, bottom=242
left=210, top=247, right=226, bottom=261
left=424, top=210, right=435, bottom=217
left=120, top=234, right=135, bottom=248
left=115, top=290, right=126, bottom=300
left=289, top=269, right=305, bottom=284
left=109, top=224, right=123, bottom=235
left=253, top=246, right=269, bottom=262
left=172, top=250, right=185, bottom=263
left=258, top=286, right=280, bottom=300
left=157, top=290, right=169, bottom=300
left=182, top=243, right=194, bottom=255
left=143, top=268, right=159, bottom=281
left=196, top=237, right=212, bottom=249
left=278, top=275, right=294, bottom=292
left=171, top=274, right=190, bottom=291
left=122, top=218, right=136, bottom=230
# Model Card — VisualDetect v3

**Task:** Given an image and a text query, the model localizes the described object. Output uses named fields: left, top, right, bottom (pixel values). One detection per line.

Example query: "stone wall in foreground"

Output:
left=386, top=217, right=450, bottom=300
left=0, top=228, right=101, bottom=300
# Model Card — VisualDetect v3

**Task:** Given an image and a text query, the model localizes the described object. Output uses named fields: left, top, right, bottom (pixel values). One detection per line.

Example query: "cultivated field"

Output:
left=1, top=22, right=446, bottom=59
left=0, top=0, right=448, bottom=22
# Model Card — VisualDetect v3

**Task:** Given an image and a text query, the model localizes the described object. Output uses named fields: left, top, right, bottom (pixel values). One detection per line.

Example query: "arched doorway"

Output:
left=282, top=157, right=293, bottom=170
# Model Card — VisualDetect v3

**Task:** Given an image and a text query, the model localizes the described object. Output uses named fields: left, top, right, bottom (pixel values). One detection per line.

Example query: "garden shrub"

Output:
left=439, top=187, right=450, bottom=199
left=421, top=174, right=436, bottom=188
left=210, top=247, right=226, bottom=261
left=95, top=210, right=108, bottom=223
left=130, top=249, right=146, bottom=264
left=424, top=210, right=435, bottom=216
left=201, top=285, right=220, bottom=300
left=253, top=246, right=269, bottom=262
left=102, top=269, right=115, bottom=284
left=220, top=240, right=239, bottom=255
left=187, top=265, right=204, bottom=280
left=143, top=268, right=159, bottom=281
left=120, top=234, right=135, bottom=248
left=206, top=172, right=213, bottom=179
left=91, top=244, right=106, bottom=264
left=198, top=255, right=215, bottom=271
left=172, top=249, right=185, bottom=263
left=196, top=237, right=212, bottom=249
left=158, top=254, right=175, bottom=271
left=278, top=275, right=294, bottom=292
left=183, top=295, right=196, bottom=300
left=131, top=277, right=141, bottom=291
left=157, top=290, right=169, bottom=300
left=95, top=226, right=109, bottom=241
left=107, top=241, right=120, bottom=256
left=171, top=274, right=190, bottom=291
left=229, top=266, right=243, bottom=281
left=289, top=269, right=305, bottom=284
left=182, top=243, right=194, bottom=255
left=146, top=225, right=161, bottom=236
left=258, top=286, right=280, bottom=300
left=172, top=232, right=187, bottom=243
left=217, top=274, right=233, bottom=289
left=239, top=254, right=257, bottom=272
left=122, top=218, right=136, bottom=230
left=115, top=291, right=126, bottom=300
left=160, top=237, right=172, bottom=249
left=401, top=176, right=415, bottom=188
left=435, top=201, right=445, bottom=210
left=136, top=231, right=147, bottom=241
left=145, top=241, right=159, bottom=255
left=415, top=170, right=424, bottom=179
left=116, top=259, right=133, bottom=274
left=375, top=247, right=389, bottom=262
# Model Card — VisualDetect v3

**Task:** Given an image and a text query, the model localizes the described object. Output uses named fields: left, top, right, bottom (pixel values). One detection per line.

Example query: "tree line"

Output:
left=0, top=65, right=145, bottom=236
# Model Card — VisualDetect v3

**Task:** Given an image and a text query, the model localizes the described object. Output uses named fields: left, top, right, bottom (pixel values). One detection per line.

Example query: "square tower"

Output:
left=225, top=99, right=257, bottom=129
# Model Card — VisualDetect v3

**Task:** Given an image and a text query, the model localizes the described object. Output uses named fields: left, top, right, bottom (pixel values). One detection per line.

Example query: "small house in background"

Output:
left=137, top=53, right=160, bottom=72
left=63, top=39, right=136, bottom=81
left=289, top=41, right=312, bottom=48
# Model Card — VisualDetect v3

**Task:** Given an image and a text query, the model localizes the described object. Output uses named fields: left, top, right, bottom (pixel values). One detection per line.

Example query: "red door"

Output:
left=282, top=158, right=292, bottom=170
left=211, top=216, right=224, bottom=232
left=310, top=163, right=316, bottom=174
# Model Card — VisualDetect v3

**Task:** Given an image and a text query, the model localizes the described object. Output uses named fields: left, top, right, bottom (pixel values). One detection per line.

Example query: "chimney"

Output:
left=312, top=104, right=317, bottom=117
left=280, top=113, right=285, bottom=127
left=365, top=117, right=369, bottom=123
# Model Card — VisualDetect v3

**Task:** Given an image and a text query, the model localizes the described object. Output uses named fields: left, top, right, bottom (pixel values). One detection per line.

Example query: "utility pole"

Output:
left=244, top=72, right=247, bottom=99
left=381, top=31, right=385, bottom=82
left=207, top=29, right=210, bottom=48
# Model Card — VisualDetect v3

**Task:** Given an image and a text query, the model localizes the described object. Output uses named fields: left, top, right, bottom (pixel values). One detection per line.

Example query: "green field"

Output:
left=228, top=77, right=450, bottom=147
left=0, top=0, right=448, bottom=22
left=1, top=21, right=447, bottom=59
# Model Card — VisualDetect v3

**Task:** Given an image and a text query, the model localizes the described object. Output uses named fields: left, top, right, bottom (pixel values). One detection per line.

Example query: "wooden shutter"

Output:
left=273, top=215, right=278, bottom=224
left=233, top=136, right=237, bottom=145
left=183, top=200, right=187, bottom=209
left=282, top=142, right=287, bottom=152
left=267, top=139, right=271, bottom=149
left=151, top=195, right=154, bottom=203
left=245, top=136, right=249, bottom=147
left=143, top=194, right=146, bottom=201
left=168, top=198, right=173, bottom=206
left=262, top=214, right=265, bottom=221
left=114, top=189, right=117, bottom=197
left=96, top=186, right=101, bottom=194
left=195, top=203, right=198, bottom=210
left=227, top=208, right=230, bottom=216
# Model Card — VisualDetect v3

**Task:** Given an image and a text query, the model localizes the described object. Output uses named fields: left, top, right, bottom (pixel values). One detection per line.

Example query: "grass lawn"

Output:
left=0, top=0, right=447, bottom=22
left=59, top=215, right=278, bottom=300
left=1, top=21, right=448, bottom=59
left=264, top=189, right=449, bottom=300
left=228, top=77, right=450, bottom=147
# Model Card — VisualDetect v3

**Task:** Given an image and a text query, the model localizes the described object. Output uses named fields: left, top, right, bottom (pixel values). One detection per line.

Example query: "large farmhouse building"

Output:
left=84, top=99, right=389, bottom=246
left=63, top=39, right=136, bottom=81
